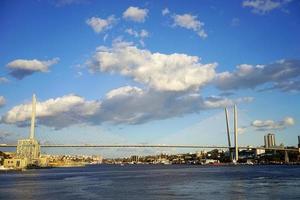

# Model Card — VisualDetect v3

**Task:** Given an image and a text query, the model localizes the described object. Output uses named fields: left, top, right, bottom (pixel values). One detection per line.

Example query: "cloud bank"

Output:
left=215, top=59, right=300, bottom=92
left=1, top=88, right=253, bottom=129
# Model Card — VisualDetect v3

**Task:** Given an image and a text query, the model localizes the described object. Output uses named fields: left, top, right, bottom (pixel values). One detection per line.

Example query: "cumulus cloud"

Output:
left=86, top=15, right=117, bottom=33
left=106, top=86, right=143, bottom=99
left=0, top=96, right=6, bottom=107
left=251, top=116, right=295, bottom=131
left=215, top=59, right=300, bottom=92
left=162, top=8, right=170, bottom=16
left=7, top=58, right=59, bottom=79
left=87, top=41, right=217, bottom=91
left=242, top=0, right=292, bottom=14
left=172, top=13, right=207, bottom=39
left=1, top=94, right=101, bottom=129
left=123, top=6, right=148, bottom=22
left=1, top=88, right=253, bottom=128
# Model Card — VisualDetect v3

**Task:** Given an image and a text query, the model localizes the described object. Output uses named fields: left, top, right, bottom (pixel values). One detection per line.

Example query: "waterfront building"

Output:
left=264, top=133, right=276, bottom=148
left=3, top=158, right=28, bottom=169
left=298, top=136, right=300, bottom=148
left=255, top=149, right=265, bottom=156
left=16, top=139, right=40, bottom=165
left=16, top=94, right=41, bottom=166
left=4, top=94, right=41, bottom=168
left=131, top=155, right=139, bottom=163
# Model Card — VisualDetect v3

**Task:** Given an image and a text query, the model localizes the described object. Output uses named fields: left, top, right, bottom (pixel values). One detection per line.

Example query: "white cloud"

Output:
left=86, top=15, right=117, bottom=33
left=0, top=96, right=6, bottom=107
left=251, top=116, right=295, bottom=131
left=238, top=127, right=247, bottom=134
left=215, top=59, right=300, bottom=92
left=87, top=41, right=217, bottom=91
left=1, top=94, right=101, bottom=129
left=162, top=8, right=170, bottom=16
left=103, top=34, right=109, bottom=42
left=123, top=6, right=148, bottom=22
left=242, top=0, right=292, bottom=14
left=140, top=29, right=149, bottom=38
left=202, top=96, right=254, bottom=109
left=7, top=58, right=59, bottom=79
left=125, top=28, right=149, bottom=38
left=125, top=28, right=149, bottom=46
left=172, top=13, right=207, bottom=39
left=106, top=86, right=144, bottom=99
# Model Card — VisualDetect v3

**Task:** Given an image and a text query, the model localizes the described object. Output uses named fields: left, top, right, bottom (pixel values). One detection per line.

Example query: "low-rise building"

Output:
left=4, top=158, right=28, bottom=169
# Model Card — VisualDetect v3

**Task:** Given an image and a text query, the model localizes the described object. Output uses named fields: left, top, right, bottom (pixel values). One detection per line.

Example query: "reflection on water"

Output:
left=1, top=165, right=300, bottom=200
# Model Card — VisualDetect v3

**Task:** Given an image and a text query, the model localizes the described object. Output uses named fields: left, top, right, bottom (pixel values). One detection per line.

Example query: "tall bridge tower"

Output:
left=225, top=105, right=239, bottom=162
left=16, top=94, right=40, bottom=165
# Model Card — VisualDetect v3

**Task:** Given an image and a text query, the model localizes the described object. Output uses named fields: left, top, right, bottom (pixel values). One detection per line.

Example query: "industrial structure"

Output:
left=4, top=94, right=41, bottom=169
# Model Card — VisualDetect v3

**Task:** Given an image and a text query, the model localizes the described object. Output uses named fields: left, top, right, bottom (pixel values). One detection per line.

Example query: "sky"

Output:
left=0, top=0, right=300, bottom=157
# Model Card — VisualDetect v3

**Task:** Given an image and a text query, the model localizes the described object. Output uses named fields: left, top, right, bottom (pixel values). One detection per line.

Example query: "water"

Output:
left=1, top=165, right=300, bottom=200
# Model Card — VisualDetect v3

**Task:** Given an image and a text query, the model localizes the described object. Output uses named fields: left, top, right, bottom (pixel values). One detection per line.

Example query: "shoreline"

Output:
left=1, top=162, right=300, bottom=173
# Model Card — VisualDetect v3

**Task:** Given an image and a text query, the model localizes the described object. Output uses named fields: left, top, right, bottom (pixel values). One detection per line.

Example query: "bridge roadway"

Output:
left=0, top=144, right=299, bottom=152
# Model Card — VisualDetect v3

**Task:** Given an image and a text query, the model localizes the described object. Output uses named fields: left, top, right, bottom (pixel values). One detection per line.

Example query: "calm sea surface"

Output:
left=0, top=165, right=300, bottom=200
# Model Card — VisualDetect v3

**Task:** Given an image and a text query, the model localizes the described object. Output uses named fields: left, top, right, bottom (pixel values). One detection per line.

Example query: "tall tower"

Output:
left=234, top=105, right=238, bottom=162
left=224, top=107, right=232, bottom=161
left=16, top=94, right=40, bottom=165
left=224, top=107, right=231, bottom=148
left=30, top=94, right=36, bottom=140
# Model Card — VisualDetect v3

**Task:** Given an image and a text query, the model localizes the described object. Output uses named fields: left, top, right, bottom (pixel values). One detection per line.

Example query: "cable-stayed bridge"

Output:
left=1, top=94, right=299, bottom=164
left=0, top=144, right=299, bottom=152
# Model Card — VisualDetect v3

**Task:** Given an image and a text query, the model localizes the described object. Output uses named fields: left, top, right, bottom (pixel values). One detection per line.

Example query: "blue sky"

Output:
left=0, top=0, right=300, bottom=157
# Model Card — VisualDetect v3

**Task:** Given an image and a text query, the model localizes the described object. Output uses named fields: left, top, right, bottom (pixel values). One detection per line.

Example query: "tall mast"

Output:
left=234, top=104, right=238, bottom=161
left=29, top=94, right=36, bottom=139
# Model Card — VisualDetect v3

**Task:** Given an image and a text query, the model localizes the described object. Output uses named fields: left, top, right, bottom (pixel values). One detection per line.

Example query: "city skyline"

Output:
left=1, top=0, right=300, bottom=156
